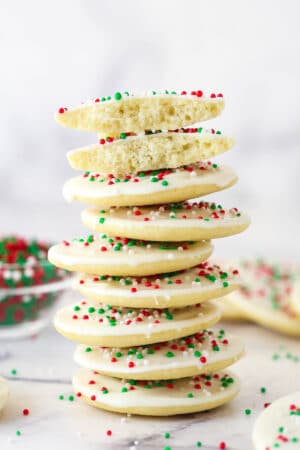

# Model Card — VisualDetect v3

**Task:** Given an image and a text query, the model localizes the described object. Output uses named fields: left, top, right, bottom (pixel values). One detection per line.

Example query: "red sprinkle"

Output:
left=106, top=430, right=112, bottom=436
left=22, top=408, right=30, bottom=416
left=219, top=442, right=226, bottom=450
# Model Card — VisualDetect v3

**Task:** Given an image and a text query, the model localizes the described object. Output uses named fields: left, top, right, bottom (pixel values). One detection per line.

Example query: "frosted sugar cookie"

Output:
left=63, top=161, right=238, bottom=207
left=289, top=278, right=300, bottom=317
left=223, top=260, right=300, bottom=336
left=67, top=128, right=234, bottom=175
left=220, top=297, right=244, bottom=320
left=54, top=300, right=221, bottom=347
left=76, top=262, right=240, bottom=309
left=73, top=368, right=239, bottom=416
left=74, top=329, right=244, bottom=380
left=0, top=377, right=8, bottom=412
left=81, top=201, right=250, bottom=242
left=55, top=90, right=224, bottom=135
left=253, top=391, right=300, bottom=450
left=48, top=235, right=213, bottom=277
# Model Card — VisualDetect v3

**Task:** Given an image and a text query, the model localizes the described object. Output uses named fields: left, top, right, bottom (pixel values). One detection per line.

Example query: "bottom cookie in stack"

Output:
left=73, top=368, right=240, bottom=416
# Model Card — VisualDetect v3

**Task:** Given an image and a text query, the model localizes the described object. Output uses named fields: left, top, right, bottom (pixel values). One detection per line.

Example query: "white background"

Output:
left=1, top=0, right=299, bottom=260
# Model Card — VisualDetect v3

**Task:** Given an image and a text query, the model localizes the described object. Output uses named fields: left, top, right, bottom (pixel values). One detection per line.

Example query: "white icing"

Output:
left=82, top=202, right=250, bottom=230
left=253, top=391, right=300, bottom=449
left=54, top=301, right=220, bottom=337
left=63, top=163, right=237, bottom=202
left=74, top=330, right=243, bottom=376
left=77, top=263, right=240, bottom=300
left=72, top=368, right=239, bottom=410
left=48, top=236, right=213, bottom=268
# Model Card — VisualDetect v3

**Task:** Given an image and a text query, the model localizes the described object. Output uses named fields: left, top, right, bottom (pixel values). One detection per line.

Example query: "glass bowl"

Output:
left=0, top=237, right=72, bottom=340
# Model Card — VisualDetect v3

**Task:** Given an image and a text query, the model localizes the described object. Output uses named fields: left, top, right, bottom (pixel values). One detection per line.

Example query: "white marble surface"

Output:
left=0, top=292, right=300, bottom=450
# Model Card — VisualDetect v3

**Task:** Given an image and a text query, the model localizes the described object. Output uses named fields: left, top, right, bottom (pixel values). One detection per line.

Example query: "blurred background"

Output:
left=1, top=0, right=299, bottom=260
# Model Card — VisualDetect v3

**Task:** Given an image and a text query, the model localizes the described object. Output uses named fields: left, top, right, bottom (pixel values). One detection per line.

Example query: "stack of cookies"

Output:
left=49, top=90, right=250, bottom=416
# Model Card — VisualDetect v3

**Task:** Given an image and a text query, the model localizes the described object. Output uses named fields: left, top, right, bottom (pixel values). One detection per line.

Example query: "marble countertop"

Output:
left=1, top=294, right=300, bottom=450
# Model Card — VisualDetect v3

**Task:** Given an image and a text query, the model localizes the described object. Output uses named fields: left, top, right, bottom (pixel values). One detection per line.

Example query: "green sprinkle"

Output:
left=120, top=132, right=127, bottom=139
left=74, top=305, right=80, bottom=311
left=68, top=395, right=74, bottom=401
left=136, top=353, right=144, bottom=359
left=11, top=369, right=17, bottom=376
left=161, top=180, right=169, bottom=186
left=85, top=347, right=92, bottom=352
left=292, top=437, right=299, bottom=443
left=88, top=307, right=95, bottom=313
left=166, top=351, right=174, bottom=358
left=187, top=393, right=194, bottom=398
left=164, top=432, right=170, bottom=439
left=99, top=217, right=105, bottom=224
left=197, top=127, right=203, bottom=133
left=151, top=177, right=158, bottom=182
left=116, top=351, right=122, bottom=358
left=164, top=447, right=171, bottom=450
left=165, top=311, right=173, bottom=320
left=121, top=387, right=128, bottom=393
left=196, top=442, right=202, bottom=448
left=245, top=408, right=251, bottom=415
left=59, top=394, right=64, bottom=400
left=114, top=92, right=122, bottom=100
left=16, top=430, right=21, bottom=436
left=260, top=387, right=267, bottom=394
left=278, top=426, right=284, bottom=433
left=223, top=282, right=229, bottom=288
left=194, top=350, right=201, bottom=357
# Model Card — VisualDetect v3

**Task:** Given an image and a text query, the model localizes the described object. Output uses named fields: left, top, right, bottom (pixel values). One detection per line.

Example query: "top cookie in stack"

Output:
left=49, top=89, right=250, bottom=416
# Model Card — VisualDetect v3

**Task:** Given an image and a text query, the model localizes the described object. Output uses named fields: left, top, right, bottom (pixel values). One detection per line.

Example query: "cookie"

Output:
left=252, top=391, right=300, bottom=450
left=48, top=235, right=213, bottom=277
left=73, top=368, right=239, bottom=416
left=223, top=260, right=300, bottom=336
left=54, top=300, right=221, bottom=347
left=0, top=377, right=8, bottom=412
left=63, top=161, right=238, bottom=207
left=67, top=128, right=234, bottom=175
left=289, top=278, right=300, bottom=317
left=74, top=328, right=244, bottom=380
left=55, top=90, right=224, bottom=135
left=81, top=201, right=250, bottom=242
left=220, top=297, right=244, bottom=320
left=76, top=262, right=240, bottom=309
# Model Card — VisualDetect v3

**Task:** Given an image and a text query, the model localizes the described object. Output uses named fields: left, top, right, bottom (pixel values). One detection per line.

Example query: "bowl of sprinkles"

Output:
left=0, top=235, right=72, bottom=339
